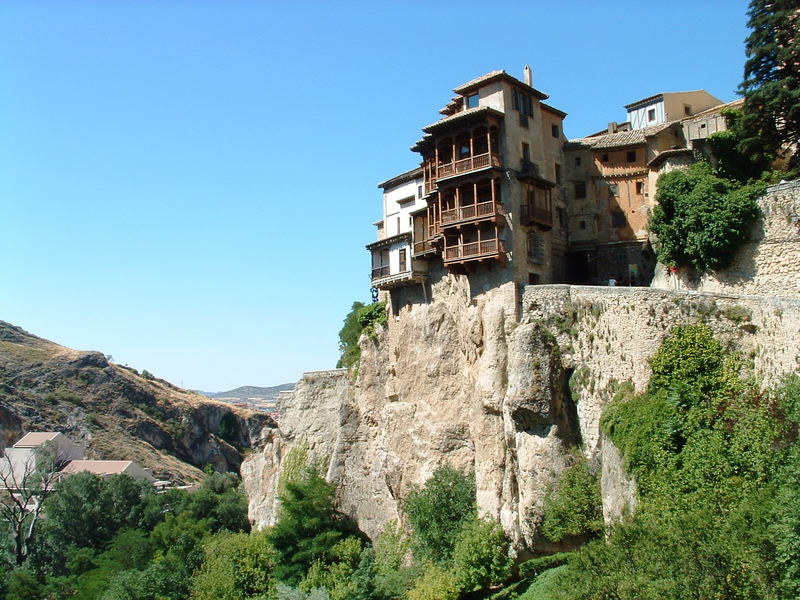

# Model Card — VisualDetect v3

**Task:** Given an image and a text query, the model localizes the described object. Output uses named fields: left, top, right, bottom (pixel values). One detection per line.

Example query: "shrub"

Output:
left=406, top=564, right=460, bottom=600
left=451, top=516, right=512, bottom=592
left=403, top=466, right=476, bottom=563
left=336, top=301, right=387, bottom=369
left=540, top=459, right=603, bottom=543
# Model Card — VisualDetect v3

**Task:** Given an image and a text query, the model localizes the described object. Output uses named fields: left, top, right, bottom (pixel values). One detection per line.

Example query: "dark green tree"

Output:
left=268, top=470, right=361, bottom=586
left=739, top=0, right=800, bottom=174
left=650, top=162, right=762, bottom=271
left=403, top=466, right=476, bottom=564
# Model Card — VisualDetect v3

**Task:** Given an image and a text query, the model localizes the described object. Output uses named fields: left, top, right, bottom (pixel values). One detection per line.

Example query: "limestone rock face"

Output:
left=242, top=281, right=800, bottom=551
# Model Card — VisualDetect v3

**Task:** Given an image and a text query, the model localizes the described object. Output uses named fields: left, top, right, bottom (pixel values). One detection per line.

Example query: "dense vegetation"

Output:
left=649, top=139, right=767, bottom=272
left=0, top=470, right=251, bottom=600
left=513, top=324, right=800, bottom=600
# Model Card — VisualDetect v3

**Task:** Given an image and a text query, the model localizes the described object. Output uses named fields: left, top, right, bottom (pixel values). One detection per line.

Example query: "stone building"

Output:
left=368, top=67, right=568, bottom=310
left=562, top=90, right=726, bottom=285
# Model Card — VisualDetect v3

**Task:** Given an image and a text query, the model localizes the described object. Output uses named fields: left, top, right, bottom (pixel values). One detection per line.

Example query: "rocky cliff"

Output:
left=0, top=321, right=275, bottom=482
left=242, top=281, right=800, bottom=552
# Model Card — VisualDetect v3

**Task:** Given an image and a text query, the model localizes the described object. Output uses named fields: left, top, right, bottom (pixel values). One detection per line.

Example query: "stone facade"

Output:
left=651, top=180, right=800, bottom=297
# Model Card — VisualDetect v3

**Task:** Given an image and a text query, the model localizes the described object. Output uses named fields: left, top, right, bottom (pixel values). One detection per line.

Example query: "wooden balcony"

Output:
left=440, top=200, right=504, bottom=228
left=443, top=238, right=505, bottom=264
left=437, top=152, right=502, bottom=180
left=520, top=204, right=553, bottom=230
left=371, top=265, right=390, bottom=280
left=413, top=238, right=437, bottom=257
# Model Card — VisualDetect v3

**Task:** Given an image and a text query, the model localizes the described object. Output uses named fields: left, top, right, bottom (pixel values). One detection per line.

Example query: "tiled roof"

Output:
left=13, top=432, right=59, bottom=448
left=61, top=460, right=133, bottom=476
left=422, top=106, right=504, bottom=134
left=453, top=70, right=548, bottom=100
left=377, top=167, right=423, bottom=189
left=568, top=123, right=674, bottom=150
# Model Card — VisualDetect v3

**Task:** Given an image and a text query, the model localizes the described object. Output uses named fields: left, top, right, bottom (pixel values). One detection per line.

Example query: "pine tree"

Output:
left=738, top=0, right=800, bottom=174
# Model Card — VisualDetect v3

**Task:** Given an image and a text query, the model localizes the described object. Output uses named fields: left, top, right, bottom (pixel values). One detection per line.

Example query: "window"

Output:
left=522, top=143, right=530, bottom=163
left=635, top=181, right=644, bottom=194
left=626, top=150, right=637, bottom=162
left=466, top=93, right=479, bottom=109
left=551, top=124, right=559, bottom=138
left=555, top=163, right=562, bottom=184
left=647, top=108, right=656, bottom=121
left=579, top=220, right=587, bottom=230
left=527, top=231, right=545, bottom=264
left=512, top=89, right=533, bottom=117
left=684, top=104, right=692, bottom=116
left=611, top=211, right=626, bottom=228
left=418, top=185, right=423, bottom=198
left=601, top=153, right=609, bottom=162
left=399, top=248, right=407, bottom=272
left=608, top=183, right=619, bottom=197
left=528, top=272, right=541, bottom=285
left=575, top=182, right=586, bottom=199
left=574, top=156, right=582, bottom=167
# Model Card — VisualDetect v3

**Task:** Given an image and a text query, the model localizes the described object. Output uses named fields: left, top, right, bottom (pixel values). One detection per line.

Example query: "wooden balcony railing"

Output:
left=437, top=152, right=501, bottom=180
left=371, top=265, right=390, bottom=280
left=441, top=200, right=504, bottom=227
left=413, top=239, right=436, bottom=255
left=444, top=238, right=504, bottom=263
left=520, top=204, right=553, bottom=229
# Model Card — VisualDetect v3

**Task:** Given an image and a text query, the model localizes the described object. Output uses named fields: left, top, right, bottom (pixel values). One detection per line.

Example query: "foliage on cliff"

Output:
left=522, top=324, right=800, bottom=600
left=336, top=302, right=387, bottom=369
left=649, top=162, right=763, bottom=271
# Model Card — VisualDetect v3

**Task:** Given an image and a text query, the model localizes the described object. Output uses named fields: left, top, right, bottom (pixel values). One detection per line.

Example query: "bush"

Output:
left=336, top=301, right=387, bottom=369
left=190, top=531, right=276, bottom=600
left=451, top=516, right=512, bottom=592
left=406, top=564, right=460, bottom=600
left=540, top=459, right=603, bottom=543
left=403, top=466, right=476, bottom=563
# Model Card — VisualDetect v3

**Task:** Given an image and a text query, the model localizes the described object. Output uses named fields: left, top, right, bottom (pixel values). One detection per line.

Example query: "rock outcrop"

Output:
left=242, top=281, right=800, bottom=552
left=0, top=321, right=275, bottom=482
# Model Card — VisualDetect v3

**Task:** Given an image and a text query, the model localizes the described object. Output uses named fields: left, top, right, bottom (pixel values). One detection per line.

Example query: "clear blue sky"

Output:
left=1, top=0, right=751, bottom=391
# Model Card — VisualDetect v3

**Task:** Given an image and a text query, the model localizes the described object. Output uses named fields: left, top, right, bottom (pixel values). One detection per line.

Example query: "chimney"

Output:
left=608, top=122, right=618, bottom=134
left=523, top=65, right=532, bottom=87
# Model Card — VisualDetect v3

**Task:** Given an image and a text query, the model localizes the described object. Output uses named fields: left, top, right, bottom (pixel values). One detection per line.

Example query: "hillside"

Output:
left=0, top=321, right=274, bottom=483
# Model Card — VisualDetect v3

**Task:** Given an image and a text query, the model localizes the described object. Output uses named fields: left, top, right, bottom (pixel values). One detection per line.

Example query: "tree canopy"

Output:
left=739, top=0, right=800, bottom=174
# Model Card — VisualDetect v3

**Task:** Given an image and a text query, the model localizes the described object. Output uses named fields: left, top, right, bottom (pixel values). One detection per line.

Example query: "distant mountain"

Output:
left=195, top=384, right=294, bottom=400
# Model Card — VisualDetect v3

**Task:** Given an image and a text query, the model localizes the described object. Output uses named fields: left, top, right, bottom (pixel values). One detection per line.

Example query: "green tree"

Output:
left=336, top=301, right=387, bottom=369
left=540, top=459, right=603, bottom=543
left=451, top=516, right=511, bottom=592
left=190, top=531, right=276, bottom=600
left=739, top=0, right=800, bottom=174
left=649, top=162, right=762, bottom=271
left=405, top=564, right=460, bottom=600
left=403, top=466, right=476, bottom=563
left=336, top=302, right=366, bottom=369
left=268, top=470, right=361, bottom=586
